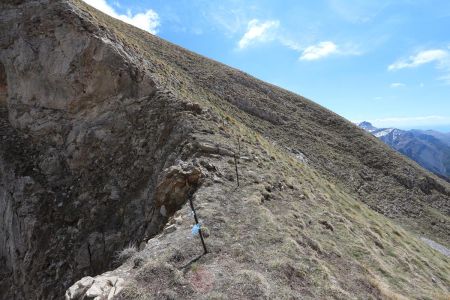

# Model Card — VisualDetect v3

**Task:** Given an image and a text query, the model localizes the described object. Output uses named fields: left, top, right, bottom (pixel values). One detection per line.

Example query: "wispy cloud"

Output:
left=238, top=19, right=279, bottom=49
left=300, top=41, right=337, bottom=60
left=369, top=115, right=450, bottom=128
left=388, top=49, right=448, bottom=71
left=82, top=0, right=159, bottom=34
left=388, top=48, right=450, bottom=84
left=298, top=41, right=361, bottom=61
left=231, top=11, right=359, bottom=62
left=328, top=0, right=392, bottom=23
left=209, top=8, right=247, bottom=35
left=390, top=82, right=405, bottom=88
left=239, top=30, right=358, bottom=62
left=278, top=37, right=303, bottom=52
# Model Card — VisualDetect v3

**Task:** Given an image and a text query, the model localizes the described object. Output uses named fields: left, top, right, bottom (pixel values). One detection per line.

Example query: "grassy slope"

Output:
left=72, top=0, right=449, bottom=247
left=115, top=115, right=449, bottom=299
left=70, top=1, right=449, bottom=298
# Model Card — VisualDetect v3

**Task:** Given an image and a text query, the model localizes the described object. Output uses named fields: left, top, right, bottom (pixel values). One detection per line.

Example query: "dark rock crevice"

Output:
left=0, top=87, right=200, bottom=300
left=0, top=62, right=6, bottom=107
left=0, top=1, right=205, bottom=299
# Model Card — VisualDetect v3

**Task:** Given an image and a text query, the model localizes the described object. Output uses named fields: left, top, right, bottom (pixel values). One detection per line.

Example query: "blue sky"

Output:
left=83, top=0, right=450, bottom=132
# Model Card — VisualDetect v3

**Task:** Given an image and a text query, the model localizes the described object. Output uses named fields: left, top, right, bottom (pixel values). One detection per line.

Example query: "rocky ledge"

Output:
left=0, top=1, right=204, bottom=298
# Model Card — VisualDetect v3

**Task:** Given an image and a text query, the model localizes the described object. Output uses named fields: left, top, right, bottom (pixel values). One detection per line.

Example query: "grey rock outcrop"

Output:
left=65, top=275, right=125, bottom=300
left=0, top=1, right=202, bottom=298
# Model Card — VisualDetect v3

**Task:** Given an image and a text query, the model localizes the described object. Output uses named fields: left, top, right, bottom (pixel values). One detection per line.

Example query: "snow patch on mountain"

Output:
left=358, top=121, right=450, bottom=179
left=374, top=128, right=395, bottom=138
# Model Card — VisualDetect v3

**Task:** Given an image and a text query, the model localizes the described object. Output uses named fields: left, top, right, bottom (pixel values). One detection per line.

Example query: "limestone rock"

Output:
left=0, top=1, right=199, bottom=298
left=65, top=275, right=124, bottom=300
left=154, top=164, right=203, bottom=218
left=65, top=276, right=94, bottom=300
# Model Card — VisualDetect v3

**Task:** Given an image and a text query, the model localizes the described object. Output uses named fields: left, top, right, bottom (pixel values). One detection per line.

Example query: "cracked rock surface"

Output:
left=0, top=1, right=203, bottom=298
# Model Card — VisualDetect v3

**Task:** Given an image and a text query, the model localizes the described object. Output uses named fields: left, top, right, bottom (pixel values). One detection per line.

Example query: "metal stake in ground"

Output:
left=234, top=153, right=240, bottom=187
left=188, top=194, right=208, bottom=255
left=234, top=137, right=241, bottom=187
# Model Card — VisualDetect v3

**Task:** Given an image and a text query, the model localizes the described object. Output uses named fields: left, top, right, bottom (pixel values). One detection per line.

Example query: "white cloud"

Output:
left=236, top=19, right=359, bottom=64
left=388, top=48, right=450, bottom=84
left=388, top=49, right=448, bottom=71
left=279, top=37, right=303, bottom=52
left=82, top=0, right=159, bottom=34
left=300, top=41, right=337, bottom=61
left=236, top=18, right=359, bottom=63
left=370, top=116, right=450, bottom=128
left=238, top=19, right=280, bottom=49
left=390, top=82, right=405, bottom=88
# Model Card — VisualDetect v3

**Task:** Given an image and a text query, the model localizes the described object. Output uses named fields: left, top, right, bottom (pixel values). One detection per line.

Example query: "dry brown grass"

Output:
left=115, top=244, right=138, bottom=263
left=67, top=2, right=450, bottom=298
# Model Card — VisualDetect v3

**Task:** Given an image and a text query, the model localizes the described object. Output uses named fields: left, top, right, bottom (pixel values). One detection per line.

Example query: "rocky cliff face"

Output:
left=1, top=1, right=450, bottom=299
left=0, top=1, right=205, bottom=298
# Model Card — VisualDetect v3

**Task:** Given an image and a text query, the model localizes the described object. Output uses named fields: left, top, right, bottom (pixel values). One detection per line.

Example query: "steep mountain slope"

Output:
left=359, top=122, right=450, bottom=180
left=0, top=1, right=449, bottom=299
left=417, top=130, right=450, bottom=145
left=72, top=0, right=450, bottom=245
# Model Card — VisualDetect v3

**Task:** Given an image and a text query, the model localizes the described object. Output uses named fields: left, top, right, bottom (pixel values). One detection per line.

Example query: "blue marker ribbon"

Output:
left=191, top=223, right=201, bottom=236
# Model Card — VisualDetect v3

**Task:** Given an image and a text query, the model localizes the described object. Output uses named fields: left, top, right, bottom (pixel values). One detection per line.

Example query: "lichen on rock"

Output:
left=154, top=164, right=203, bottom=218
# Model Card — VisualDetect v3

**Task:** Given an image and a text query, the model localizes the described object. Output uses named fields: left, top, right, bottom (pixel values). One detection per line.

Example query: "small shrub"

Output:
left=116, top=243, right=138, bottom=263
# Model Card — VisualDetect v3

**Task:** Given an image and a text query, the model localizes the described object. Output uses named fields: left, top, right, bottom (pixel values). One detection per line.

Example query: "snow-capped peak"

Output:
left=374, top=128, right=394, bottom=138
left=358, top=121, right=378, bottom=132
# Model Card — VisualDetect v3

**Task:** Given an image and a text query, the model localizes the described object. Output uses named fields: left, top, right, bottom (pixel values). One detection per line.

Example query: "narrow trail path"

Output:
left=421, top=237, right=450, bottom=257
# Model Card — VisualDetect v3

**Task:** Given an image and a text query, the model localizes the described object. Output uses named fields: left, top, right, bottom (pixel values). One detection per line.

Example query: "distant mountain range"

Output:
left=359, top=121, right=450, bottom=180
